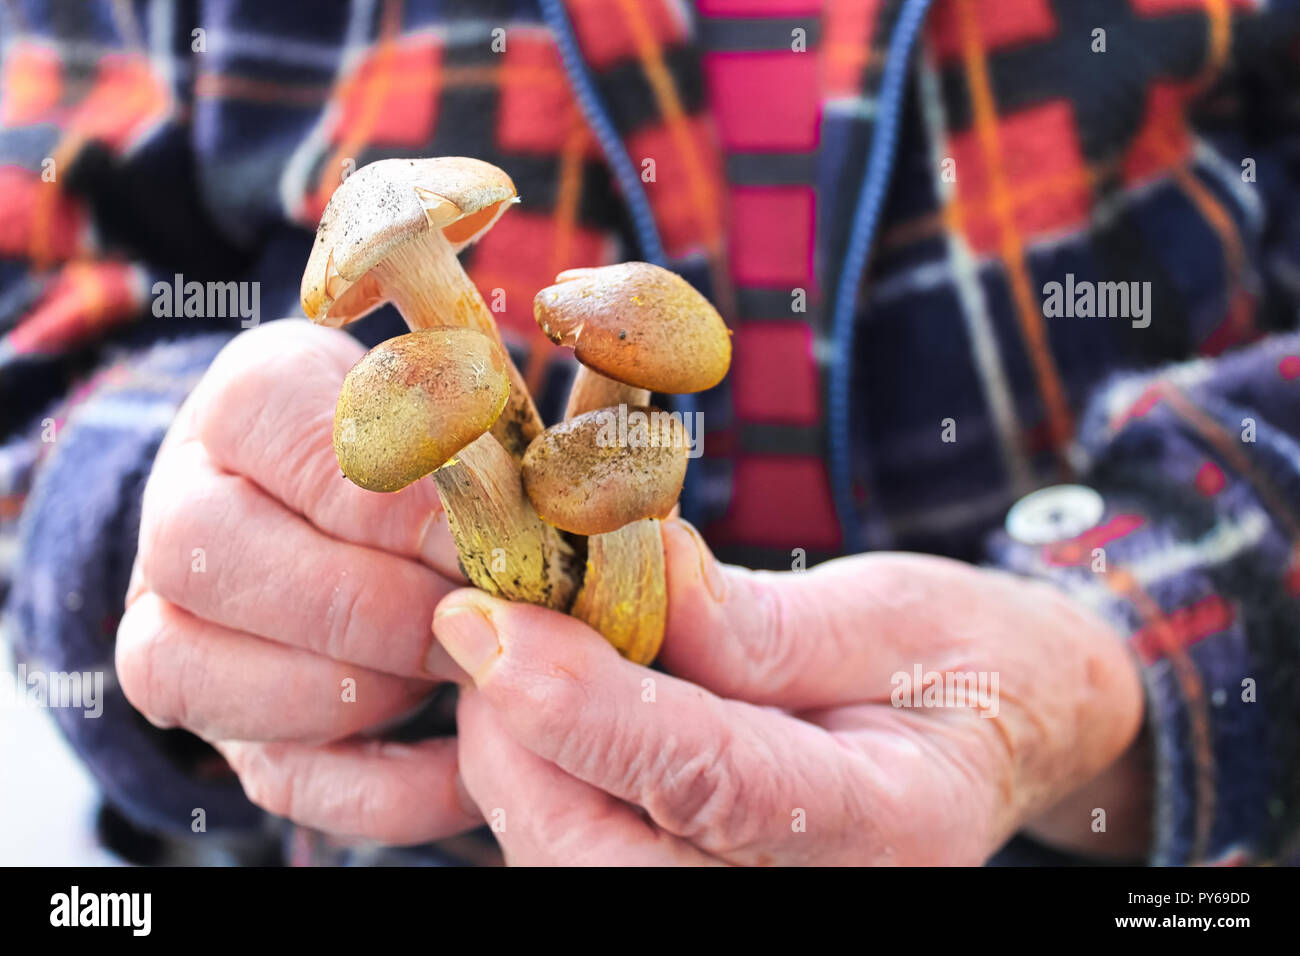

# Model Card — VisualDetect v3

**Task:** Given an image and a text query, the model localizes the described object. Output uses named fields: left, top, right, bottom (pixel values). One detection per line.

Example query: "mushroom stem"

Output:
left=560, top=370, right=664, bottom=665
left=371, top=230, right=543, bottom=462
left=369, top=231, right=496, bottom=336
left=433, top=432, right=580, bottom=610
left=564, top=368, right=650, bottom=420
left=570, top=518, right=666, bottom=665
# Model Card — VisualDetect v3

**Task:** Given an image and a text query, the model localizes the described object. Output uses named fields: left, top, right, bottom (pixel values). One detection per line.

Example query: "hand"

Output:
left=438, top=521, right=1147, bottom=865
left=116, top=319, right=480, bottom=845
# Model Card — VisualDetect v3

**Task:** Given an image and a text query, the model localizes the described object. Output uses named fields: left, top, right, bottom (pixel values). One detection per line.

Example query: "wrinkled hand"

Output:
left=116, top=319, right=480, bottom=845
left=438, top=522, right=1147, bottom=865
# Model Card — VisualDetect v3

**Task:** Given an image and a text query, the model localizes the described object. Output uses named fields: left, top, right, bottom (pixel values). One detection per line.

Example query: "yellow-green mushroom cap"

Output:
left=334, top=327, right=510, bottom=492
left=533, top=262, right=731, bottom=394
left=521, top=405, right=688, bottom=535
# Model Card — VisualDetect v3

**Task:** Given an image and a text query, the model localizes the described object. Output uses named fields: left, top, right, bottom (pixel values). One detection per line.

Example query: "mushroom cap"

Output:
left=334, top=327, right=510, bottom=492
left=521, top=405, right=688, bottom=535
left=302, top=157, right=517, bottom=326
left=533, top=262, right=731, bottom=394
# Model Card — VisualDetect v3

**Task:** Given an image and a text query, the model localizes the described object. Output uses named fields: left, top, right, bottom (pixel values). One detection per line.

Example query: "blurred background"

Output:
left=1, top=641, right=122, bottom=866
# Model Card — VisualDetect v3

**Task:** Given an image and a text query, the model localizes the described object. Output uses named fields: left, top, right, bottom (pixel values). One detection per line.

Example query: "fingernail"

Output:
left=453, top=770, right=479, bottom=820
left=681, top=520, right=727, bottom=603
left=433, top=605, right=501, bottom=680
left=418, top=509, right=467, bottom=583
left=423, top=640, right=471, bottom=684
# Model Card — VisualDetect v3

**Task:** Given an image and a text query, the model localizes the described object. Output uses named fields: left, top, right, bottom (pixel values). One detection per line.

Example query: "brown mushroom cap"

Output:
left=301, top=157, right=517, bottom=326
left=521, top=405, right=688, bottom=535
left=533, top=262, right=731, bottom=394
left=334, top=327, right=510, bottom=492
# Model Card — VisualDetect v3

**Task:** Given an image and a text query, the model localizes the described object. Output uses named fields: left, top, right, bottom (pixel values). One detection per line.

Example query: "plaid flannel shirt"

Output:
left=1, top=0, right=1298, bottom=866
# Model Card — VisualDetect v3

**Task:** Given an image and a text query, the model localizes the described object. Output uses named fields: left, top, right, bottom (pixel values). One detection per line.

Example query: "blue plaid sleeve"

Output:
left=1, top=332, right=268, bottom=835
left=991, top=333, right=1300, bottom=866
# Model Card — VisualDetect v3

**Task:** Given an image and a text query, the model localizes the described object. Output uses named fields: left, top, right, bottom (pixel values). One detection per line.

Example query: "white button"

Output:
left=1005, top=484, right=1105, bottom=545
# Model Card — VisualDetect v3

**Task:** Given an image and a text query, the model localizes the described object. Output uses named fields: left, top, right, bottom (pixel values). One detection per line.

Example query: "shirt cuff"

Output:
left=987, top=400, right=1298, bottom=865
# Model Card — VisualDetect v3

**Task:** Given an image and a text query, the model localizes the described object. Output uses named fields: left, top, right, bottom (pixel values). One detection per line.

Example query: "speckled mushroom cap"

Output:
left=301, top=157, right=517, bottom=327
left=521, top=405, right=689, bottom=535
left=533, top=262, right=732, bottom=394
left=334, top=327, right=510, bottom=493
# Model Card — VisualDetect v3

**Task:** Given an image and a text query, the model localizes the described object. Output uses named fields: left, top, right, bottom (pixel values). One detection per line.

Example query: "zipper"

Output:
left=827, top=0, right=937, bottom=553
left=537, top=0, right=668, bottom=269
left=540, top=0, right=716, bottom=522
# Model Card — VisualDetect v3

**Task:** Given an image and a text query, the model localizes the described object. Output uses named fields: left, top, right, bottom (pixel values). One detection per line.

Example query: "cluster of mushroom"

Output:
left=299, top=157, right=730, bottom=664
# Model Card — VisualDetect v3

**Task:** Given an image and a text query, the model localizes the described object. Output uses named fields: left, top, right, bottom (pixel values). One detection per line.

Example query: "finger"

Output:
left=456, top=690, right=714, bottom=866
left=215, top=737, right=479, bottom=845
left=435, top=592, right=873, bottom=863
left=139, top=439, right=454, bottom=678
left=189, top=320, right=462, bottom=580
left=124, top=549, right=147, bottom=609
left=116, top=593, right=443, bottom=742
left=655, top=520, right=974, bottom=708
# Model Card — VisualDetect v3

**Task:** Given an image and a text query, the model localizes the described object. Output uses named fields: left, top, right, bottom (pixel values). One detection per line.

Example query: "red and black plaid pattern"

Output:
left=280, top=0, right=729, bottom=406
left=2, top=0, right=1300, bottom=866
left=690, top=0, right=851, bottom=557
left=825, top=0, right=1297, bottom=556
